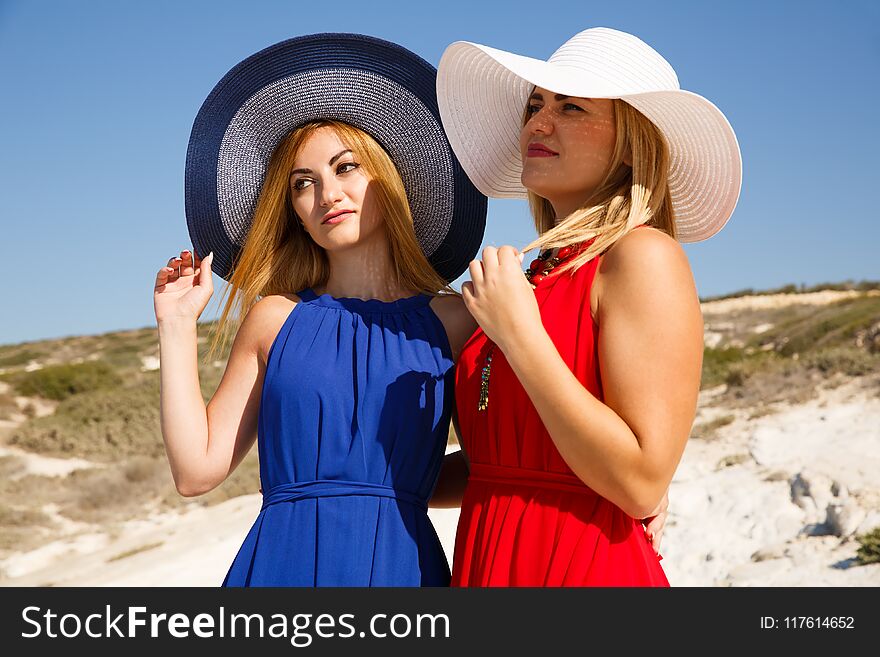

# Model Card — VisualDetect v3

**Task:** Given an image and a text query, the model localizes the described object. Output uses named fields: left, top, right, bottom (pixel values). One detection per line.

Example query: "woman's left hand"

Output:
left=461, top=246, right=542, bottom=352
left=641, top=489, right=669, bottom=555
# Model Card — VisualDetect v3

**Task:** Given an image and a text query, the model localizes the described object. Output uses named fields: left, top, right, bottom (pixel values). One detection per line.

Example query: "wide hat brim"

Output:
left=186, top=33, right=487, bottom=282
left=436, top=29, right=742, bottom=242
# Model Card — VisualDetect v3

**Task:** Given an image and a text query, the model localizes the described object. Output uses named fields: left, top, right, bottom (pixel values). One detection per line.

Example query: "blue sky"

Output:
left=0, top=0, right=877, bottom=346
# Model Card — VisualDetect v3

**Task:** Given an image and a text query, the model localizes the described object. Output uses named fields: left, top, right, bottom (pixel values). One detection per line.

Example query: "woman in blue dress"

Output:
left=152, top=34, right=485, bottom=586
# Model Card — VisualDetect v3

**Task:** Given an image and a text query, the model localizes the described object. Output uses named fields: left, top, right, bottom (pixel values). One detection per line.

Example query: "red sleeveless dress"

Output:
left=451, top=249, right=669, bottom=587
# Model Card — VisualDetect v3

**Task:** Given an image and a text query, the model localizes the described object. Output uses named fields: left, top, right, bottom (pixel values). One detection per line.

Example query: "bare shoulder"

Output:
left=429, top=293, right=478, bottom=362
left=600, top=226, right=688, bottom=273
left=238, top=293, right=300, bottom=365
left=593, top=227, right=697, bottom=318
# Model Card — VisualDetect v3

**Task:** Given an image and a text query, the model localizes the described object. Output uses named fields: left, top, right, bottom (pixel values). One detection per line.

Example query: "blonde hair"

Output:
left=206, top=120, right=453, bottom=361
left=522, top=99, right=675, bottom=274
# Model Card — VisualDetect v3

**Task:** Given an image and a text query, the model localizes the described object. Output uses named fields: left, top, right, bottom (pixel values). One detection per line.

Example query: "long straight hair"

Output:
left=522, top=99, right=676, bottom=273
left=206, top=120, right=453, bottom=360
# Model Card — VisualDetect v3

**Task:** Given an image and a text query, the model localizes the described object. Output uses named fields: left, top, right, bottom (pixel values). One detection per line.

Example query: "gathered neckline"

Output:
left=298, top=288, right=430, bottom=314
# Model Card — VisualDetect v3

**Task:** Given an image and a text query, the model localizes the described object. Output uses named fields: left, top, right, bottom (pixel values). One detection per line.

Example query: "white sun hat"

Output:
left=436, top=27, right=742, bottom=242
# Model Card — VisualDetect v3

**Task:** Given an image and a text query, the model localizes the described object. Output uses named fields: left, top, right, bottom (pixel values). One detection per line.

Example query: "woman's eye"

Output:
left=337, top=162, right=360, bottom=174
left=292, top=178, right=313, bottom=191
left=526, top=104, right=541, bottom=115
left=564, top=103, right=586, bottom=112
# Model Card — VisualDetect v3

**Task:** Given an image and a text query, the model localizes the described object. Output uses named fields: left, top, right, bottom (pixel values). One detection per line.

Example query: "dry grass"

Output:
left=0, top=504, right=52, bottom=527
left=0, top=456, right=174, bottom=529
left=106, top=541, right=164, bottom=563
left=0, top=450, right=259, bottom=554
left=0, top=503, right=54, bottom=551
left=715, top=453, right=751, bottom=470
left=60, top=458, right=175, bottom=523
left=691, top=414, right=735, bottom=440
left=0, top=392, right=19, bottom=420
left=0, top=454, right=25, bottom=479
left=447, top=422, right=459, bottom=446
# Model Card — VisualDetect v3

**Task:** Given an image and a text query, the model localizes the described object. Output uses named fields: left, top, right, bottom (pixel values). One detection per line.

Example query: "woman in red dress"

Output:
left=433, top=28, right=742, bottom=585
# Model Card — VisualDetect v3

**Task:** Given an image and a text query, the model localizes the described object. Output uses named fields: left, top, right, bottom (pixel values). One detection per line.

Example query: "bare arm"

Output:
left=159, top=318, right=268, bottom=497
left=154, top=249, right=279, bottom=496
left=463, top=232, right=702, bottom=518
left=429, top=403, right=471, bottom=508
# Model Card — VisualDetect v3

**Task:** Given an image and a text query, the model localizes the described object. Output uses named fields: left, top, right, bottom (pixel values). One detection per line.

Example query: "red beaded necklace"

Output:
left=477, top=243, right=582, bottom=412
left=524, top=244, right=576, bottom=286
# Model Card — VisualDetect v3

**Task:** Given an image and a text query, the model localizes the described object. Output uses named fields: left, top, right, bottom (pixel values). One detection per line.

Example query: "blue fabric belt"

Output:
left=261, top=480, right=428, bottom=512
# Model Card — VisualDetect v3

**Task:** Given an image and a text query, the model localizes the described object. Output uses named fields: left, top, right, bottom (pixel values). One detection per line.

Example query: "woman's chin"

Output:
left=320, top=231, right=371, bottom=253
left=520, top=170, right=560, bottom=199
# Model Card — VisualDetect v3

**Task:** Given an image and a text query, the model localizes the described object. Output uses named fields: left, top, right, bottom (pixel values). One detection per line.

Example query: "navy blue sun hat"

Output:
left=185, top=33, right=487, bottom=283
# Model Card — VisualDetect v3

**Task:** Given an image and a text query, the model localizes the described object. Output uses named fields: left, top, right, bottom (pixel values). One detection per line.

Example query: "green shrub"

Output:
left=100, top=342, right=147, bottom=368
left=702, top=347, right=746, bottom=388
left=855, top=527, right=880, bottom=566
left=3, top=361, right=122, bottom=401
left=700, top=280, right=880, bottom=302
left=700, top=288, right=753, bottom=303
left=764, top=297, right=880, bottom=357
left=701, top=347, right=784, bottom=390
left=725, top=365, right=748, bottom=388
left=801, top=280, right=880, bottom=294
left=8, top=378, right=163, bottom=460
left=0, top=348, right=45, bottom=368
left=804, top=347, right=879, bottom=377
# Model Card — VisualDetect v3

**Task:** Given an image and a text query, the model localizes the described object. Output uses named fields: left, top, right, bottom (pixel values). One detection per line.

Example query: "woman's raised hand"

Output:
left=153, top=249, right=214, bottom=324
left=461, top=246, right=539, bottom=352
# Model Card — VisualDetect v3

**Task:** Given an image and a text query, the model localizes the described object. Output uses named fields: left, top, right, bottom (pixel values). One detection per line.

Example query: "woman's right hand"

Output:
left=153, top=249, right=214, bottom=324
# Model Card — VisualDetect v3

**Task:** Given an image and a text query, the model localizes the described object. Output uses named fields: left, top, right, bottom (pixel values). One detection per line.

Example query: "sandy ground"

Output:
left=661, top=378, right=880, bottom=586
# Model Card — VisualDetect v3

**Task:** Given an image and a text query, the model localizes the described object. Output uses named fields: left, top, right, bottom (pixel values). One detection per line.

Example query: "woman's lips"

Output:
left=526, top=143, right=558, bottom=158
left=322, top=210, right=354, bottom=225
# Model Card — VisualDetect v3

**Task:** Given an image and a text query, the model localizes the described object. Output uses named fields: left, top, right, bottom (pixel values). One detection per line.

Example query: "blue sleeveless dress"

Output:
left=222, top=288, right=454, bottom=586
